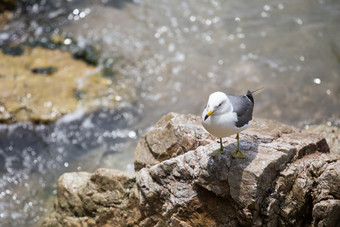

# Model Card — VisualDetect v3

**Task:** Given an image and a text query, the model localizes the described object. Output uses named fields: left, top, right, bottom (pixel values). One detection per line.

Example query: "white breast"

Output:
left=201, top=111, right=250, bottom=138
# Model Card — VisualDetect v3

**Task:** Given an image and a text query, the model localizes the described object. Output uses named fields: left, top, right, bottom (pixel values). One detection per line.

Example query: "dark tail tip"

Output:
left=247, top=87, right=263, bottom=104
left=246, top=90, right=254, bottom=104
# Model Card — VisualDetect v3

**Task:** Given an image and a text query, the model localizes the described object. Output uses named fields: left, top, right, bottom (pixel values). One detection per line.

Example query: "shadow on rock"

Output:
left=210, top=138, right=258, bottom=188
left=204, top=137, right=260, bottom=224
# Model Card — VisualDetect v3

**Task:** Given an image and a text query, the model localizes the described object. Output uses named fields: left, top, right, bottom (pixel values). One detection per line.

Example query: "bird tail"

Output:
left=246, top=87, right=263, bottom=104
left=246, top=90, right=254, bottom=103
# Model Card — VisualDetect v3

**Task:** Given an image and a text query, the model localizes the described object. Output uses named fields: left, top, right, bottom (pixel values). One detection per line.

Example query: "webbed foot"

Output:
left=210, top=148, right=225, bottom=157
left=231, top=133, right=245, bottom=158
left=231, top=150, right=245, bottom=159
left=210, top=138, right=224, bottom=156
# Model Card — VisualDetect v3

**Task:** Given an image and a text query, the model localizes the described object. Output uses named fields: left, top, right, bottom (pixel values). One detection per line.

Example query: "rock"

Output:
left=43, top=113, right=338, bottom=227
left=313, top=199, right=340, bottom=227
left=305, top=124, right=340, bottom=155
left=55, top=172, right=91, bottom=217
left=42, top=169, right=141, bottom=226
left=263, top=153, right=340, bottom=227
left=1, top=45, right=24, bottom=56
left=0, top=46, right=135, bottom=123
left=135, top=119, right=330, bottom=226
left=134, top=113, right=328, bottom=171
left=134, top=112, right=214, bottom=171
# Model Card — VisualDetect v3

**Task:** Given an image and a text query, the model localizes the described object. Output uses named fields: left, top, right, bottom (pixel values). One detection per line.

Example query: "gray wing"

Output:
left=227, top=92, right=254, bottom=128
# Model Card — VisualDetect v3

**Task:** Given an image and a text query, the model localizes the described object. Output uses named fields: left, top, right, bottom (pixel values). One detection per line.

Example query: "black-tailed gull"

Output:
left=202, top=89, right=261, bottom=158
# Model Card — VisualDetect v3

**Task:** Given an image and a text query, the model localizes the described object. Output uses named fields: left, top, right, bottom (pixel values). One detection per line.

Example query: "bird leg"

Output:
left=210, top=138, right=224, bottom=156
left=231, top=133, right=245, bottom=159
left=220, top=137, right=223, bottom=151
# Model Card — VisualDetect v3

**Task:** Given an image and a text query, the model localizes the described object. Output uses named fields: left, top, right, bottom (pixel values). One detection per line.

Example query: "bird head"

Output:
left=203, top=92, right=231, bottom=121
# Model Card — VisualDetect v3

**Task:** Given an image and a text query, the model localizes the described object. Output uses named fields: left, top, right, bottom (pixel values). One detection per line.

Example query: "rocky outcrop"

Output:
left=43, top=113, right=340, bottom=227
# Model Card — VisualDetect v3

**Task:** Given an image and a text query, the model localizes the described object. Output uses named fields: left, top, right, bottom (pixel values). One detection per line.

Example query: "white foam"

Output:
left=57, top=109, right=86, bottom=125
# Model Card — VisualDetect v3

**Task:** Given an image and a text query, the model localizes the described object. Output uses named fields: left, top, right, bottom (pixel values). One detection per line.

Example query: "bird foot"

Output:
left=231, top=150, right=245, bottom=159
left=210, top=149, right=224, bottom=157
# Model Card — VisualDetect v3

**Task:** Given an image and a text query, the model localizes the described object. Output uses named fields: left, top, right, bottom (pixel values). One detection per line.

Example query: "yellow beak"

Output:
left=204, top=110, right=213, bottom=121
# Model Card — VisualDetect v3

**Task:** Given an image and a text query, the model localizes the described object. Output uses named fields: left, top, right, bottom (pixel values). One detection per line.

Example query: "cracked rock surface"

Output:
left=43, top=113, right=339, bottom=227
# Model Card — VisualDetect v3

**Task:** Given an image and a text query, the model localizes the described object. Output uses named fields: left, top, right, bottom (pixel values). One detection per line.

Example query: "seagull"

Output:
left=201, top=88, right=261, bottom=158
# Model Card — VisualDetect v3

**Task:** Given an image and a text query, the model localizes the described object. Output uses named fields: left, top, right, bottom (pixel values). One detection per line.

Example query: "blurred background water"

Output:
left=0, top=0, right=339, bottom=226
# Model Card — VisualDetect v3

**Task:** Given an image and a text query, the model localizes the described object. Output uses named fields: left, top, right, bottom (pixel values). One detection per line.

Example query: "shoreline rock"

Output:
left=42, top=113, right=340, bottom=227
left=0, top=46, right=135, bottom=123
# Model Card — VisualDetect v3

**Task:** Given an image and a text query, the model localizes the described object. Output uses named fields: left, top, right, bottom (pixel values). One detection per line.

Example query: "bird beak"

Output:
left=204, top=110, right=213, bottom=121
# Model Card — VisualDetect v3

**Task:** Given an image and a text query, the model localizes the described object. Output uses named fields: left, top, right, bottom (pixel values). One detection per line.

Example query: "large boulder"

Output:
left=43, top=113, right=339, bottom=227
left=135, top=114, right=330, bottom=226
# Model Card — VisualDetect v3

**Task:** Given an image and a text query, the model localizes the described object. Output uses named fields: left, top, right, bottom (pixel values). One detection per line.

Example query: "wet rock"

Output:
left=29, top=34, right=75, bottom=50
left=31, top=66, right=57, bottom=75
left=1, top=45, right=24, bottom=56
left=44, top=114, right=337, bottom=226
left=305, top=124, right=340, bottom=155
left=0, top=46, right=135, bottom=123
left=28, top=34, right=106, bottom=68
left=73, top=45, right=99, bottom=66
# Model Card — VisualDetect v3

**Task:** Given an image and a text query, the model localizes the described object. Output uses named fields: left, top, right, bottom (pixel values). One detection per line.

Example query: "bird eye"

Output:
left=218, top=103, right=222, bottom=107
